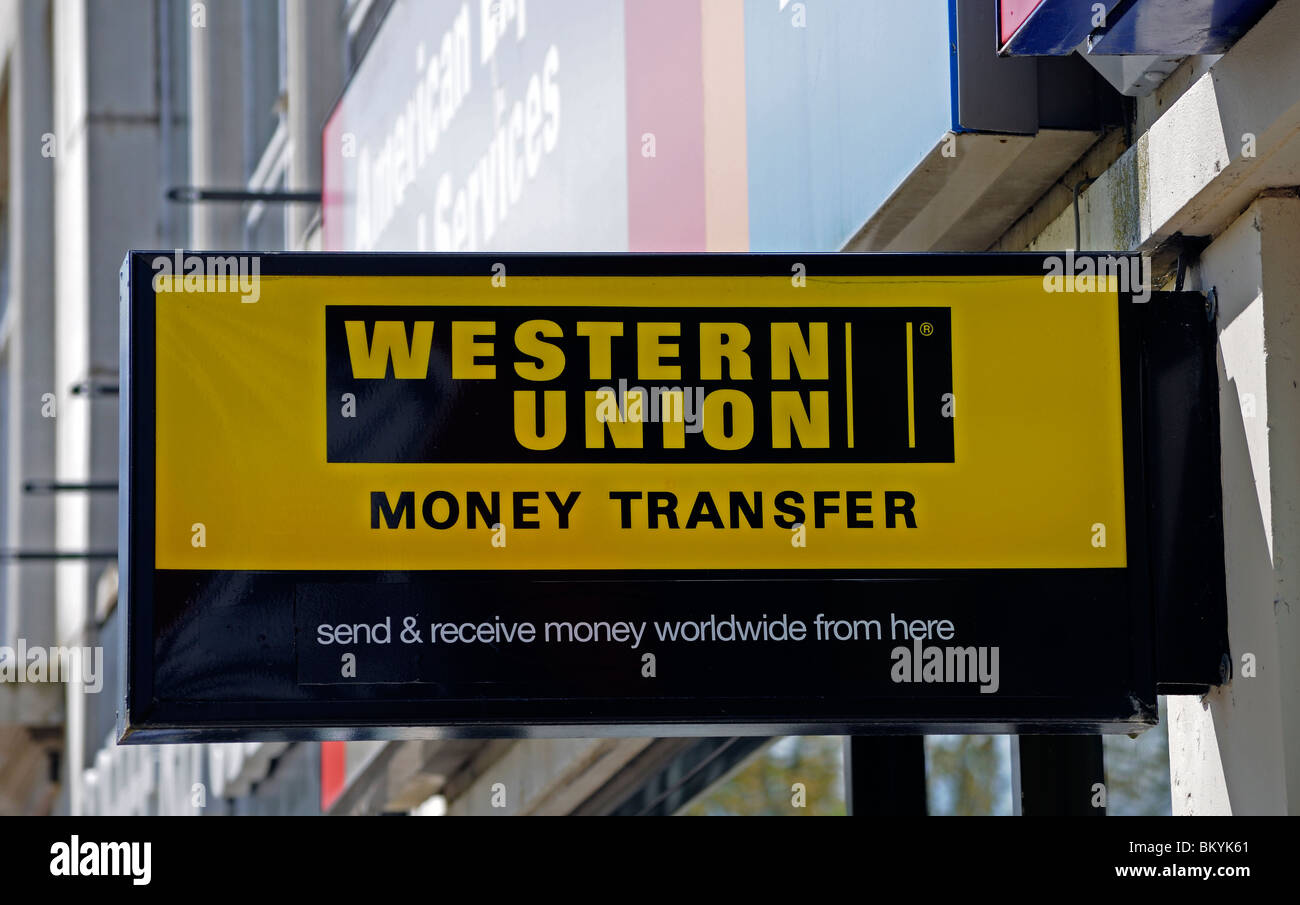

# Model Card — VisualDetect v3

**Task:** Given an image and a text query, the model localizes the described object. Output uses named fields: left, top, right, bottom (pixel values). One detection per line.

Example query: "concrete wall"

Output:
left=188, top=0, right=243, bottom=248
left=52, top=0, right=164, bottom=814
left=1, top=0, right=59, bottom=728
left=1166, top=193, right=1300, bottom=815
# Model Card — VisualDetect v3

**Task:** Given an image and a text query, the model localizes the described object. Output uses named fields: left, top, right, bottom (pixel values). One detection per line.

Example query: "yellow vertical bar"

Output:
left=844, top=322, right=854, bottom=449
left=906, top=322, right=916, bottom=449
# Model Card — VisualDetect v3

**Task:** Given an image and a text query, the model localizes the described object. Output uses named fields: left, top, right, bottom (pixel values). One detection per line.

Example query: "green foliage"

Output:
left=682, top=736, right=846, bottom=816
left=926, top=735, right=1011, bottom=815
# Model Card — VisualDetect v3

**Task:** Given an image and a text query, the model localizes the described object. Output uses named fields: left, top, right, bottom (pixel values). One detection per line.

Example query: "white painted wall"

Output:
left=1167, top=194, right=1300, bottom=815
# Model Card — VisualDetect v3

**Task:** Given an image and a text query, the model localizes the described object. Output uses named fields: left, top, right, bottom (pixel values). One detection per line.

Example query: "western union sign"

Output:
left=150, top=264, right=1123, bottom=572
left=120, top=253, right=1156, bottom=740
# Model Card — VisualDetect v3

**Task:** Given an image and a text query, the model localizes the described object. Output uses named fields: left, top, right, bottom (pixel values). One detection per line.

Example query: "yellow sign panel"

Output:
left=154, top=272, right=1126, bottom=571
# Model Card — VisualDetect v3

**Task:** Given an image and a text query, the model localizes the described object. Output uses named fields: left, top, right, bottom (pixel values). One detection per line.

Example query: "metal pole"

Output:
left=844, top=736, right=928, bottom=816
left=165, top=187, right=322, bottom=204
left=23, top=481, right=118, bottom=494
left=1012, top=735, right=1106, bottom=816
left=0, top=550, right=118, bottom=561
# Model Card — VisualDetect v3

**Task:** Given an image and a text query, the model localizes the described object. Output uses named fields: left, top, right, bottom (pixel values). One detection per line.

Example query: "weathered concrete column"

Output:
left=1167, top=191, right=1300, bottom=815
left=285, top=0, right=344, bottom=248
left=188, top=0, right=246, bottom=248
left=52, top=0, right=164, bottom=813
left=0, top=0, right=60, bottom=728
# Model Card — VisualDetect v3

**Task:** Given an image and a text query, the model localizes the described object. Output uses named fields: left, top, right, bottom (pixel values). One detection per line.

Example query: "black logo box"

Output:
left=325, top=305, right=955, bottom=463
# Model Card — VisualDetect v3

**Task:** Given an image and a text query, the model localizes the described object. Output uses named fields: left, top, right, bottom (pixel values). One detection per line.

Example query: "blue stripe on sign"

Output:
left=1000, top=0, right=1123, bottom=55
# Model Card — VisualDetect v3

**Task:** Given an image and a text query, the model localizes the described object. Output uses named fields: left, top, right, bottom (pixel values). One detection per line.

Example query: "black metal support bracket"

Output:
left=23, top=480, right=119, bottom=494
left=1150, top=232, right=1212, bottom=291
left=70, top=379, right=119, bottom=397
left=0, top=550, right=118, bottom=561
left=845, top=736, right=929, bottom=816
left=166, top=187, right=322, bottom=204
left=1140, top=291, right=1230, bottom=694
left=1013, top=735, right=1106, bottom=816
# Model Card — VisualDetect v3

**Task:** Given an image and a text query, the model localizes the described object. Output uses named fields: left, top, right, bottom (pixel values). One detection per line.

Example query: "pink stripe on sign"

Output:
left=1000, top=0, right=1048, bottom=45
left=624, top=0, right=707, bottom=252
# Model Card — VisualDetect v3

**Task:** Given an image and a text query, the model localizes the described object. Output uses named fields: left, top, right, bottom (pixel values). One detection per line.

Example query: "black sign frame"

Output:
left=119, top=252, right=1156, bottom=743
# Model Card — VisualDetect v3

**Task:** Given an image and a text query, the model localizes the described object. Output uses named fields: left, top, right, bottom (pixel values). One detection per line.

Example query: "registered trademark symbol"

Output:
left=919, top=322, right=934, bottom=336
